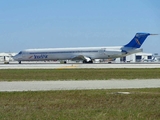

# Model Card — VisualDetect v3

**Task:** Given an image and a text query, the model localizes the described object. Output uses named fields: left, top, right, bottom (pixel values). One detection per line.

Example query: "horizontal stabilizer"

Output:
left=150, top=34, right=159, bottom=35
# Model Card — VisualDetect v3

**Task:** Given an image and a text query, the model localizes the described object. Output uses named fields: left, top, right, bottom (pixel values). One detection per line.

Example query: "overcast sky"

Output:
left=0, top=0, right=160, bottom=54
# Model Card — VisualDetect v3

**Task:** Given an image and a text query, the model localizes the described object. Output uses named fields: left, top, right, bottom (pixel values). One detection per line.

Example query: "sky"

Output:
left=0, top=0, right=160, bottom=54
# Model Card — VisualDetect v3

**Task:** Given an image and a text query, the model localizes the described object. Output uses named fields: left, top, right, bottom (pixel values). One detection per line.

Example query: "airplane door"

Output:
left=19, top=53, right=26, bottom=60
left=18, top=55, right=24, bottom=60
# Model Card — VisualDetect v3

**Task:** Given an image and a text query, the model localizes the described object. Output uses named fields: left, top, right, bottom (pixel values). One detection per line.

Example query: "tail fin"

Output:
left=124, top=33, right=150, bottom=48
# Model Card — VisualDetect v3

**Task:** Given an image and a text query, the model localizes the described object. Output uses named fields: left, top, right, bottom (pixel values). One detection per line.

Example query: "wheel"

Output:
left=83, top=60, right=87, bottom=63
left=83, top=60, right=93, bottom=63
left=89, top=60, right=93, bottom=63
left=19, top=61, right=21, bottom=64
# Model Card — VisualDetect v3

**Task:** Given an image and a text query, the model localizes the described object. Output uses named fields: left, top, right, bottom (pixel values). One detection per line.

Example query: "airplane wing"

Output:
left=71, top=55, right=91, bottom=62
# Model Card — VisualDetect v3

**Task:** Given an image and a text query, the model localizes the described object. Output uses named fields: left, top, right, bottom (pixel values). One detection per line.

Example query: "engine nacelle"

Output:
left=104, top=49, right=126, bottom=57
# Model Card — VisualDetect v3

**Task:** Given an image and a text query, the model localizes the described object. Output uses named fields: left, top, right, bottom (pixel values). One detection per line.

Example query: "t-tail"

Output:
left=121, top=33, right=158, bottom=55
left=124, top=33, right=151, bottom=48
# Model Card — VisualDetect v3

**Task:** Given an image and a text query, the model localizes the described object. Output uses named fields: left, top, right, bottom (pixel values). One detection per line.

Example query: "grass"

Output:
left=0, top=68, right=160, bottom=119
left=0, top=68, right=160, bottom=81
left=0, top=89, right=160, bottom=120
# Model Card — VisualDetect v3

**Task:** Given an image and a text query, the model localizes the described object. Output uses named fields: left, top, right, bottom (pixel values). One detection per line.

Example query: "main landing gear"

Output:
left=83, top=60, right=93, bottom=63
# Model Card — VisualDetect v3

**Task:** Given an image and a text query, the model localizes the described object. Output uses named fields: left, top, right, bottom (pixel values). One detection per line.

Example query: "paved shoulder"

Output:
left=0, top=79, right=160, bottom=92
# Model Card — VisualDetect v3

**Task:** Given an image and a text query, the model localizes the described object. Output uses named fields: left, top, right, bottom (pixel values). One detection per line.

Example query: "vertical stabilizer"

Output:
left=124, top=33, right=150, bottom=48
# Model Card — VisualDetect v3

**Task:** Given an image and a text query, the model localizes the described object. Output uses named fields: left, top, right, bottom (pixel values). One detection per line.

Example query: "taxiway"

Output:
left=0, top=79, right=160, bottom=92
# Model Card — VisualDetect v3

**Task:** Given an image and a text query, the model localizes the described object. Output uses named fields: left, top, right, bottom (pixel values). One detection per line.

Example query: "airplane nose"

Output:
left=12, top=55, right=18, bottom=61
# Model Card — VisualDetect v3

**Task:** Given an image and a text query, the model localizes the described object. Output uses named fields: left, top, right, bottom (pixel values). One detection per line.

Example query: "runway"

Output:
left=0, top=79, right=160, bottom=92
left=1, top=62, right=160, bottom=69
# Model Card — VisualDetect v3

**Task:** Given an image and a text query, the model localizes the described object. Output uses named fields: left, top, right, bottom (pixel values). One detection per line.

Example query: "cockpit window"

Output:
left=18, top=51, right=22, bottom=54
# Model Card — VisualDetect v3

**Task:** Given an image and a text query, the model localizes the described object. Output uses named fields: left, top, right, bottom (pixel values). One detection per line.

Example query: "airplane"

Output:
left=13, top=33, right=156, bottom=64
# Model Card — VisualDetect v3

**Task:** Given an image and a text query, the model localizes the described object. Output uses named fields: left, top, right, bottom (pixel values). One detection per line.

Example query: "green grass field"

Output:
left=0, top=68, right=160, bottom=120
left=0, top=68, right=160, bottom=81
left=0, top=89, right=160, bottom=120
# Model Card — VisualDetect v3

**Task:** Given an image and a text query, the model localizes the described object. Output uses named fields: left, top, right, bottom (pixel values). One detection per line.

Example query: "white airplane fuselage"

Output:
left=13, top=33, right=153, bottom=64
left=13, top=46, right=142, bottom=62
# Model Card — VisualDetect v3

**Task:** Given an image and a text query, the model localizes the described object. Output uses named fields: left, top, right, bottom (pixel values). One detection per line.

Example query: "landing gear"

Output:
left=83, top=60, right=87, bottom=63
left=89, top=60, right=93, bottom=63
left=60, top=60, right=67, bottom=64
left=18, top=61, right=21, bottom=64
left=83, top=60, right=93, bottom=63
